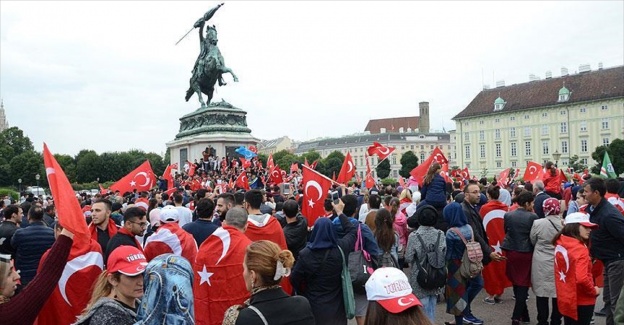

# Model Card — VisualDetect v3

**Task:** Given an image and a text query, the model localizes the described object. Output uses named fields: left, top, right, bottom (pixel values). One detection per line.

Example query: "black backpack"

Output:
left=415, top=232, right=447, bottom=290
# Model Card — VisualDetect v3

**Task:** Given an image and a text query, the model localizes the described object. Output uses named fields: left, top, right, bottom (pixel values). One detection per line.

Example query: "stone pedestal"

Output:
left=166, top=99, right=259, bottom=165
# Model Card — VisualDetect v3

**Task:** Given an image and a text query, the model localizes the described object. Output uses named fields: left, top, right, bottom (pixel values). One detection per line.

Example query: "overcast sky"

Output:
left=1, top=1, right=623, bottom=157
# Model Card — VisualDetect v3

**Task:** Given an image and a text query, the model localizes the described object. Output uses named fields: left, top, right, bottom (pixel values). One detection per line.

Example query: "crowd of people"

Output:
left=0, top=154, right=624, bottom=325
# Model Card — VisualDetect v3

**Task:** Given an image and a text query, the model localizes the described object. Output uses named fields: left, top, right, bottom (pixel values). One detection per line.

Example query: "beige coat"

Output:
left=529, top=215, right=564, bottom=297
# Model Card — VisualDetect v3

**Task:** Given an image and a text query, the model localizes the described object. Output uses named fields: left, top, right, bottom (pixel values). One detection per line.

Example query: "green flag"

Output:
left=600, top=151, right=617, bottom=179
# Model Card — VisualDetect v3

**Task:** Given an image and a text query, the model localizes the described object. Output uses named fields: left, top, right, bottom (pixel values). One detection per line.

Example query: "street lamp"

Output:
left=36, top=173, right=40, bottom=188
left=553, top=150, right=561, bottom=168
left=18, top=178, right=22, bottom=192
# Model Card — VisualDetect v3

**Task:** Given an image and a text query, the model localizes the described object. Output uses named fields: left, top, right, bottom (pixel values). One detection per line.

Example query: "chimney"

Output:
left=418, top=101, right=430, bottom=134
left=529, top=74, right=540, bottom=81
left=598, top=62, right=603, bottom=70
left=496, top=80, right=505, bottom=88
left=579, top=64, right=591, bottom=73
left=545, top=71, right=552, bottom=79
left=561, top=67, right=569, bottom=76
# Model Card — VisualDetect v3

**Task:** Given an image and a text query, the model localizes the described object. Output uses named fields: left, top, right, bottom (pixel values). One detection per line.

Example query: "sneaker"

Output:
left=594, top=306, right=607, bottom=317
left=494, top=297, right=503, bottom=304
left=463, top=314, right=484, bottom=325
left=484, top=297, right=496, bottom=305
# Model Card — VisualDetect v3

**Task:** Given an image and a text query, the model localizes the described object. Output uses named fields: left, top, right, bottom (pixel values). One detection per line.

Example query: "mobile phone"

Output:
left=330, top=191, right=340, bottom=204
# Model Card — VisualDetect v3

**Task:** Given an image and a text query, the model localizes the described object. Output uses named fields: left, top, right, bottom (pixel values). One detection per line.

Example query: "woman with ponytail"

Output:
left=224, top=240, right=315, bottom=325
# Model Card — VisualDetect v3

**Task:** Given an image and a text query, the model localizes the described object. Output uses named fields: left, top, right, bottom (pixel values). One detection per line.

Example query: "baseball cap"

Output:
left=542, top=198, right=561, bottom=216
left=107, top=246, right=147, bottom=276
left=159, top=205, right=179, bottom=223
left=564, top=212, right=598, bottom=228
left=365, top=267, right=422, bottom=313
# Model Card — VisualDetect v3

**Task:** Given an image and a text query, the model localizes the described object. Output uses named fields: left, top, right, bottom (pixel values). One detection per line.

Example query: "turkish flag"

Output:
left=290, top=162, right=299, bottom=173
left=451, top=169, right=461, bottom=179
left=461, top=167, right=471, bottom=181
left=523, top=161, right=543, bottom=182
left=162, top=164, right=174, bottom=187
left=144, top=223, right=198, bottom=262
left=245, top=215, right=293, bottom=295
left=269, top=166, right=283, bottom=185
left=239, top=157, right=251, bottom=169
left=194, top=226, right=252, bottom=325
left=187, top=160, right=196, bottom=176
left=365, top=155, right=375, bottom=188
left=441, top=163, right=452, bottom=183
left=409, top=147, right=448, bottom=183
left=479, top=202, right=511, bottom=296
left=109, top=160, right=155, bottom=194
left=554, top=238, right=578, bottom=321
left=304, top=157, right=310, bottom=167
left=235, top=171, right=250, bottom=190
left=355, top=172, right=362, bottom=185
left=43, top=143, right=90, bottom=242
left=302, top=165, right=332, bottom=225
left=99, top=184, right=107, bottom=195
left=266, top=154, right=275, bottom=171
left=310, top=160, right=318, bottom=170
left=171, top=162, right=179, bottom=170
left=248, top=145, right=257, bottom=154
left=367, top=142, right=395, bottom=161
left=336, top=152, right=356, bottom=184
left=497, top=168, right=511, bottom=187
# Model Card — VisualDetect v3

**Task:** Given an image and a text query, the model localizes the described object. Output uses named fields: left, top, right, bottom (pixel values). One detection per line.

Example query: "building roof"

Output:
left=258, top=136, right=289, bottom=149
left=295, top=132, right=450, bottom=153
left=364, top=116, right=420, bottom=133
left=453, top=65, right=624, bottom=120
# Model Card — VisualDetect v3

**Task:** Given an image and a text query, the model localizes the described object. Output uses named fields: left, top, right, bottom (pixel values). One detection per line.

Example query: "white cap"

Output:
left=564, top=212, right=598, bottom=228
left=159, top=205, right=179, bottom=223
left=365, top=267, right=422, bottom=313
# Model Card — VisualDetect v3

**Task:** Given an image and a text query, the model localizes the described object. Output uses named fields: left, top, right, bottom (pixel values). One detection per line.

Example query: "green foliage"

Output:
left=163, top=148, right=171, bottom=165
left=568, top=155, right=586, bottom=172
left=272, top=150, right=292, bottom=165
left=323, top=157, right=343, bottom=179
left=0, top=188, right=19, bottom=201
left=76, top=151, right=100, bottom=183
left=376, top=159, right=390, bottom=179
left=275, top=153, right=299, bottom=171
left=257, top=153, right=268, bottom=167
left=301, top=150, right=321, bottom=165
left=0, top=127, right=34, bottom=161
left=591, top=139, right=624, bottom=176
left=381, top=178, right=396, bottom=186
left=325, top=151, right=345, bottom=162
left=399, top=151, right=419, bottom=178
left=9, top=151, right=45, bottom=187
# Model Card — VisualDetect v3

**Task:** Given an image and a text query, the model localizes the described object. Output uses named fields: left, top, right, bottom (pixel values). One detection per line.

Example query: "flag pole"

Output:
left=302, top=164, right=346, bottom=187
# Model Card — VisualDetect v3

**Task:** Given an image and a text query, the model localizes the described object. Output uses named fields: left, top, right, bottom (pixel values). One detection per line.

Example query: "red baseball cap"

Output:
left=365, top=267, right=422, bottom=313
left=107, top=246, right=147, bottom=276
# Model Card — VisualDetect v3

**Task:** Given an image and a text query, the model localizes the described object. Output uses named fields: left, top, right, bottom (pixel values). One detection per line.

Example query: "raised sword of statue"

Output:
left=175, top=3, right=224, bottom=45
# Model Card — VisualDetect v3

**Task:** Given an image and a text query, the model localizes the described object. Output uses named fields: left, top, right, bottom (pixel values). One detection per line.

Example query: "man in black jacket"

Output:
left=460, top=184, right=505, bottom=325
left=532, top=180, right=551, bottom=219
left=281, top=199, right=308, bottom=261
left=104, top=207, right=147, bottom=263
left=585, top=177, right=624, bottom=325
left=11, top=206, right=55, bottom=286
left=0, top=204, right=22, bottom=258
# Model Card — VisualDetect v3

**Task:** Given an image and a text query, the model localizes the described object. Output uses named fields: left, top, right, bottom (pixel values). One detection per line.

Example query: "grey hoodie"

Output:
left=73, top=297, right=137, bottom=325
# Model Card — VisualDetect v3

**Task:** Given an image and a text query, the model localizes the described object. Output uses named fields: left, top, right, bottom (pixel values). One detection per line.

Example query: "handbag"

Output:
left=338, top=246, right=356, bottom=320
left=348, top=224, right=374, bottom=293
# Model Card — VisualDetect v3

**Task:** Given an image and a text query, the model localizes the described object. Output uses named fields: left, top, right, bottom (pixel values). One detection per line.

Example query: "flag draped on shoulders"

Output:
left=479, top=201, right=511, bottom=296
left=194, top=225, right=252, bottom=325
left=144, top=223, right=198, bottom=263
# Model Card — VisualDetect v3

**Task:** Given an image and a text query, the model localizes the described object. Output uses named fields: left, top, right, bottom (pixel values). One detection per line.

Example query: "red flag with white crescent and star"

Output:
left=479, top=201, right=511, bottom=296
left=109, top=160, right=155, bottom=194
left=39, top=143, right=103, bottom=325
left=269, top=166, right=284, bottom=185
left=523, top=161, right=543, bottom=182
left=144, top=223, right=198, bottom=263
left=365, top=154, right=375, bottom=188
left=194, top=226, right=252, bottom=325
left=461, top=167, right=471, bottom=181
left=497, top=168, right=511, bottom=187
left=187, top=160, right=196, bottom=176
left=162, top=164, right=174, bottom=187
left=235, top=171, right=250, bottom=190
left=98, top=183, right=107, bottom=195
left=554, top=238, right=579, bottom=321
left=310, top=160, right=318, bottom=170
left=366, top=142, right=396, bottom=161
left=336, top=152, right=356, bottom=184
left=409, top=147, right=448, bottom=183
left=266, top=154, right=275, bottom=171
left=302, top=165, right=332, bottom=225
left=171, top=162, right=179, bottom=170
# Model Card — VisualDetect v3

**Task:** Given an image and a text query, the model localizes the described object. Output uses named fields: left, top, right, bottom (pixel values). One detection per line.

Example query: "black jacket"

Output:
left=290, top=213, right=356, bottom=325
left=235, top=287, right=315, bottom=325
left=501, top=208, right=538, bottom=253
left=461, top=201, right=493, bottom=265
left=105, top=231, right=140, bottom=263
left=533, top=192, right=551, bottom=219
left=0, top=220, right=19, bottom=257
left=589, top=198, right=624, bottom=263
left=10, top=221, right=55, bottom=286
left=282, top=213, right=309, bottom=261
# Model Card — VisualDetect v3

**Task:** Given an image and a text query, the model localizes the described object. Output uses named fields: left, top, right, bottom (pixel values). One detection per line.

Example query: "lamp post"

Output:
left=18, top=178, right=22, bottom=192
left=553, top=150, right=561, bottom=168
left=36, top=173, right=40, bottom=188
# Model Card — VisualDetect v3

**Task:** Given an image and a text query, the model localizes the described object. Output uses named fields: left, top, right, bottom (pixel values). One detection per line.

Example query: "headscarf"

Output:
left=307, top=217, right=338, bottom=250
left=498, top=189, right=512, bottom=207
left=543, top=198, right=561, bottom=216
left=443, top=202, right=468, bottom=228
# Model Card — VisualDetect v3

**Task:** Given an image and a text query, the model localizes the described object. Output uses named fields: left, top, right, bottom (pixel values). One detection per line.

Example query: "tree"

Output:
left=376, top=159, right=391, bottom=179
left=272, top=150, right=292, bottom=166
left=76, top=151, right=100, bottom=183
left=590, top=139, right=624, bottom=176
left=301, top=150, right=321, bottom=165
left=324, top=151, right=345, bottom=163
left=257, top=153, right=268, bottom=167
left=399, top=151, right=419, bottom=178
left=324, top=157, right=343, bottom=179
left=275, top=154, right=299, bottom=172
left=9, top=151, right=44, bottom=187
left=0, top=127, right=34, bottom=161
left=54, top=154, right=77, bottom=183
left=568, top=155, right=587, bottom=172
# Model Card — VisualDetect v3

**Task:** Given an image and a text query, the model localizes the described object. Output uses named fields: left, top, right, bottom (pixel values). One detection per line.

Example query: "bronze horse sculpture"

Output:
left=185, top=4, right=238, bottom=108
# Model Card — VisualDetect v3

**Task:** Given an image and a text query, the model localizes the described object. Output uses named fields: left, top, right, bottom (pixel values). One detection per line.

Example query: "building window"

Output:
left=525, top=141, right=531, bottom=156
left=525, top=114, right=530, bottom=119
left=480, top=120, right=484, bottom=125
left=391, top=155, right=397, bottom=164
left=581, top=158, right=588, bottom=165
left=479, top=131, right=485, bottom=141
left=602, top=118, right=609, bottom=129
left=560, top=110, right=566, bottom=115
left=420, top=153, right=425, bottom=162
left=542, top=142, right=549, bottom=155
left=602, top=105, right=608, bottom=110
left=603, top=138, right=610, bottom=146
left=495, top=118, right=500, bottom=123
left=562, top=141, right=568, bottom=154
left=496, top=144, right=501, bottom=157
left=581, top=139, right=588, bottom=153
left=464, top=122, right=469, bottom=126
left=510, top=116, right=516, bottom=121
left=511, top=161, right=517, bottom=167
left=542, top=112, right=548, bottom=117
left=420, top=145, right=424, bottom=150
left=401, top=146, right=404, bottom=150
left=465, top=146, right=471, bottom=159
left=410, top=145, right=414, bottom=150
left=510, top=127, right=516, bottom=138
left=495, top=129, right=501, bottom=139
left=541, top=125, right=549, bottom=135
left=560, top=122, right=567, bottom=133
left=480, top=144, right=485, bottom=158
left=580, top=107, right=586, bottom=113
left=524, top=127, right=531, bottom=137
left=580, top=121, right=587, bottom=132
left=511, top=142, right=517, bottom=157
left=430, top=145, right=434, bottom=149
left=496, top=161, right=502, bottom=168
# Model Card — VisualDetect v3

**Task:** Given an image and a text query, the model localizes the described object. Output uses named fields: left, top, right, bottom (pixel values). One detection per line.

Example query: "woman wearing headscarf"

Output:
left=443, top=202, right=480, bottom=325
left=290, top=199, right=357, bottom=325
left=530, top=198, right=564, bottom=325
left=502, top=191, right=538, bottom=325
left=498, top=189, right=512, bottom=207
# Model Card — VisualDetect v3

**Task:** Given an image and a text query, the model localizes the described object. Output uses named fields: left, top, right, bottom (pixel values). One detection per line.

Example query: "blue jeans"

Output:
left=421, top=295, right=437, bottom=322
left=464, top=274, right=484, bottom=316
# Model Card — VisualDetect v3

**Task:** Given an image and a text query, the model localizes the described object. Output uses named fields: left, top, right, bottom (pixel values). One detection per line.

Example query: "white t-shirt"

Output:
left=175, top=206, right=193, bottom=227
